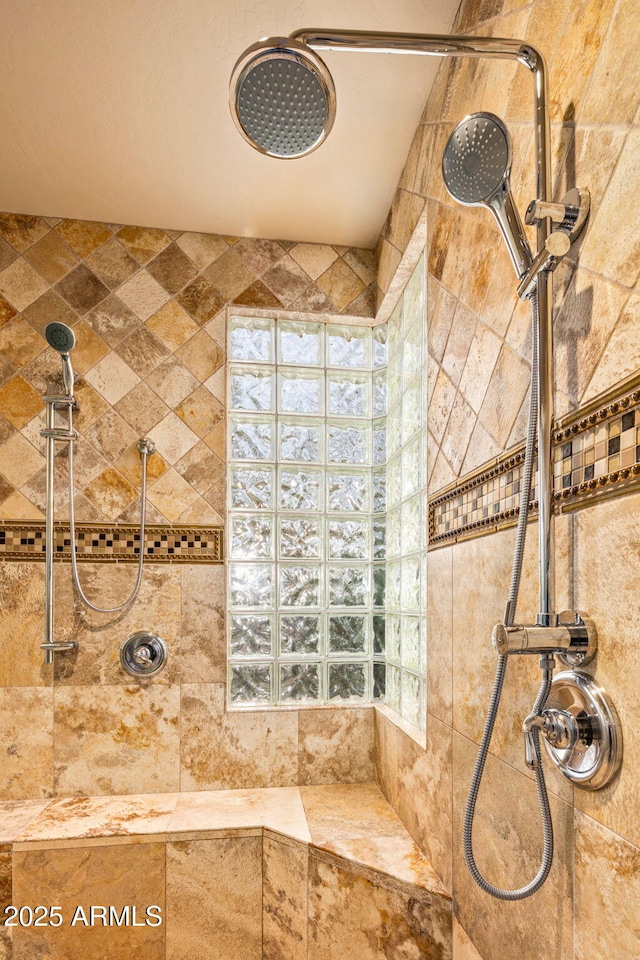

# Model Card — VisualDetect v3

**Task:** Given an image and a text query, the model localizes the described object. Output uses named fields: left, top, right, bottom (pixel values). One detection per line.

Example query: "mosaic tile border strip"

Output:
left=429, top=386, right=640, bottom=547
left=0, top=523, right=223, bottom=563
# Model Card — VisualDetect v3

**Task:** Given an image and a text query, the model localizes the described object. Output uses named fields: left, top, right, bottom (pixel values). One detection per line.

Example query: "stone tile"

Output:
left=174, top=440, right=222, bottom=495
left=0, top=258, right=49, bottom=311
left=427, top=545, right=453, bottom=725
left=146, top=467, right=200, bottom=522
left=82, top=467, right=138, bottom=520
left=85, top=236, right=139, bottom=288
left=204, top=248, right=255, bottom=301
left=168, top=787, right=310, bottom=841
left=441, top=392, right=476, bottom=476
left=452, top=733, right=573, bottom=960
left=0, top=315, right=45, bottom=370
left=84, top=293, right=141, bottom=347
left=343, top=248, right=377, bottom=286
left=298, top=707, right=375, bottom=785
left=343, top=284, right=376, bottom=317
left=301, top=783, right=406, bottom=845
left=84, top=409, right=137, bottom=461
left=289, top=284, right=335, bottom=317
left=478, top=343, right=530, bottom=448
left=458, top=320, right=502, bottom=416
left=17, top=793, right=177, bottom=843
left=202, top=476, right=225, bottom=517
left=115, top=381, right=169, bottom=435
left=53, top=684, right=180, bottom=796
left=0, top=490, right=43, bottom=520
left=233, top=279, right=284, bottom=309
left=113, top=440, right=167, bottom=489
left=0, top=431, right=44, bottom=486
left=0, top=213, right=49, bottom=252
left=147, top=411, right=199, bottom=463
left=84, top=351, right=140, bottom=405
left=0, top=237, right=18, bottom=272
left=70, top=379, right=110, bottom=432
left=480, top=242, right=519, bottom=337
left=166, top=837, right=261, bottom=960
left=176, top=328, right=224, bottom=381
left=117, top=324, right=169, bottom=378
left=179, top=564, right=225, bottom=684
left=428, top=284, right=456, bottom=364
left=180, top=683, right=299, bottom=791
left=234, top=236, right=285, bottom=275
left=56, top=263, right=110, bottom=314
left=386, top=189, right=426, bottom=255
left=176, top=274, right=226, bottom=325
left=453, top=919, right=483, bottom=960
left=374, top=710, right=400, bottom=811
left=21, top=288, right=77, bottom=335
left=0, top=687, right=53, bottom=799
left=317, top=258, right=365, bottom=311
left=263, top=836, right=308, bottom=960
left=429, top=450, right=457, bottom=493
left=0, top=562, right=49, bottom=687
left=176, top=497, right=220, bottom=524
left=574, top=811, right=640, bottom=960
left=146, top=299, right=200, bottom=352
left=459, top=420, right=501, bottom=477
left=0, top=375, right=44, bottom=428
left=0, top=294, right=17, bottom=326
left=175, top=231, right=228, bottom=270
left=308, top=852, right=452, bottom=960
left=12, top=842, right=165, bottom=958
left=174, top=384, right=224, bottom=438
left=289, top=242, right=339, bottom=281
left=116, top=270, right=169, bottom=321
left=23, top=228, right=80, bottom=283
left=441, top=301, right=478, bottom=391
left=55, top=219, right=112, bottom=257
left=116, top=224, right=170, bottom=264
left=583, top=292, right=639, bottom=403
left=428, top=369, right=457, bottom=445
left=0, top=798, right=52, bottom=844
left=548, top=0, right=617, bottom=123
left=145, top=355, right=199, bottom=407
left=582, top=0, right=640, bottom=123
left=146, top=242, right=198, bottom=295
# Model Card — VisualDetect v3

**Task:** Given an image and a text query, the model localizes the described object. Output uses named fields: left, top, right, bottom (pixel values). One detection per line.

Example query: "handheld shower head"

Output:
left=443, top=113, right=532, bottom=279
left=45, top=322, right=76, bottom=396
left=229, top=37, right=336, bottom=158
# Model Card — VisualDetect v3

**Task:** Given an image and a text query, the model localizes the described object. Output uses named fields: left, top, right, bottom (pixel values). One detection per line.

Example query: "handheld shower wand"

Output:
left=45, top=321, right=76, bottom=396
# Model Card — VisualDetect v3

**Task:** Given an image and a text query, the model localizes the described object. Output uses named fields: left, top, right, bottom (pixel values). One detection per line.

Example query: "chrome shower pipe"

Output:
left=290, top=27, right=554, bottom=625
left=40, top=394, right=78, bottom=665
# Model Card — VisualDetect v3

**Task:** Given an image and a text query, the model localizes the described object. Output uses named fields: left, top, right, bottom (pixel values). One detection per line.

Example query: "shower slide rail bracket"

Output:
left=492, top=609, right=597, bottom=665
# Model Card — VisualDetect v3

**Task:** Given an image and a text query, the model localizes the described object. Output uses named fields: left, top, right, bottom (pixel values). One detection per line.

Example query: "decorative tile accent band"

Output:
left=0, top=523, right=223, bottom=562
left=430, top=385, right=640, bottom=547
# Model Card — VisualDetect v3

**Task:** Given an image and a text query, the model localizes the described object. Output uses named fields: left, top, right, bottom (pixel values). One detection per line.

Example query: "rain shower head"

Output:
left=443, top=113, right=532, bottom=279
left=229, top=37, right=336, bottom=158
left=45, top=322, right=75, bottom=396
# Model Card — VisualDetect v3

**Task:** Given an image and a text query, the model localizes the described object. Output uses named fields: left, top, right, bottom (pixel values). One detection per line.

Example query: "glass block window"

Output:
left=228, top=317, right=374, bottom=707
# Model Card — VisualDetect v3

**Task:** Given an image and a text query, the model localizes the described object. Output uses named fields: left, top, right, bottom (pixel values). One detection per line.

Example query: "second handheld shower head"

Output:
left=442, top=113, right=532, bottom=279
left=45, top=322, right=76, bottom=396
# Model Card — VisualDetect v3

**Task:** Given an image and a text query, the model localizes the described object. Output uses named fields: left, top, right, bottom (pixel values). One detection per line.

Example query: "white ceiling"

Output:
left=0, top=0, right=458, bottom=248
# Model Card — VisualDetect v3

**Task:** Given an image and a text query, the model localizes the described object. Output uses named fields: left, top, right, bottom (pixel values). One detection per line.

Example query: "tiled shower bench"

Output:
left=0, top=782, right=452, bottom=959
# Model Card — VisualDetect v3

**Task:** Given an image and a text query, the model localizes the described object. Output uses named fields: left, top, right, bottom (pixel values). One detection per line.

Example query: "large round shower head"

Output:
left=442, top=113, right=511, bottom=205
left=229, top=37, right=336, bottom=159
left=45, top=321, right=76, bottom=355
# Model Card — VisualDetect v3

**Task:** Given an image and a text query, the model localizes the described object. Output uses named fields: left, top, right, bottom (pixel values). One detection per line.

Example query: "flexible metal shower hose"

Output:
left=463, top=290, right=555, bottom=900
left=67, top=431, right=149, bottom=614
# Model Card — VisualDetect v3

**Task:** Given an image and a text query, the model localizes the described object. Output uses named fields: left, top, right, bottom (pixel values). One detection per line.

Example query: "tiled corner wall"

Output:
left=374, top=0, right=640, bottom=958
left=0, top=210, right=377, bottom=800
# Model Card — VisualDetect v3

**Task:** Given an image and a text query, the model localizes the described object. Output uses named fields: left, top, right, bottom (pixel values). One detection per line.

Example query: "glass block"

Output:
left=386, top=665, right=401, bottom=712
left=328, top=373, right=369, bottom=418
left=328, top=565, right=368, bottom=607
left=401, top=616, right=421, bottom=672
left=402, top=497, right=422, bottom=555
left=402, top=335, right=422, bottom=389
left=327, top=325, right=369, bottom=369
left=231, top=515, right=273, bottom=559
left=388, top=300, right=403, bottom=360
left=372, top=471, right=386, bottom=514
left=401, top=670, right=422, bottom=727
left=279, top=564, right=321, bottom=607
left=387, top=614, right=401, bottom=661
left=373, top=323, right=388, bottom=368
left=328, top=471, right=368, bottom=513
left=402, top=376, right=423, bottom=442
left=230, top=466, right=273, bottom=510
left=230, top=564, right=274, bottom=608
left=231, top=416, right=273, bottom=461
left=278, top=320, right=323, bottom=366
left=373, top=662, right=386, bottom=699
left=387, top=402, right=402, bottom=459
left=230, top=366, right=274, bottom=412
left=387, top=455, right=401, bottom=509
left=230, top=615, right=272, bottom=657
left=328, top=422, right=369, bottom=464
left=373, top=566, right=385, bottom=608
left=279, top=615, right=321, bottom=656
left=280, top=418, right=322, bottom=463
left=280, top=662, right=320, bottom=702
left=373, top=518, right=386, bottom=560
left=402, top=435, right=422, bottom=500
left=279, top=517, right=321, bottom=559
left=328, top=662, right=367, bottom=700
left=328, top=519, right=368, bottom=559
left=401, top=557, right=421, bottom=610
left=279, top=467, right=322, bottom=512
left=328, top=615, right=368, bottom=654
left=229, top=316, right=274, bottom=363
left=373, top=371, right=387, bottom=416
left=279, top=369, right=324, bottom=415
left=387, top=560, right=401, bottom=610
left=230, top=663, right=272, bottom=703
left=373, top=423, right=386, bottom=465
left=373, top=615, right=385, bottom=654
left=386, top=507, right=401, bottom=560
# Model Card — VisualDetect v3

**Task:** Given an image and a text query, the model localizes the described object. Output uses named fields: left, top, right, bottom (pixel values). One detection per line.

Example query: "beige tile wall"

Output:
left=0, top=213, right=376, bottom=800
left=375, top=0, right=640, bottom=958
